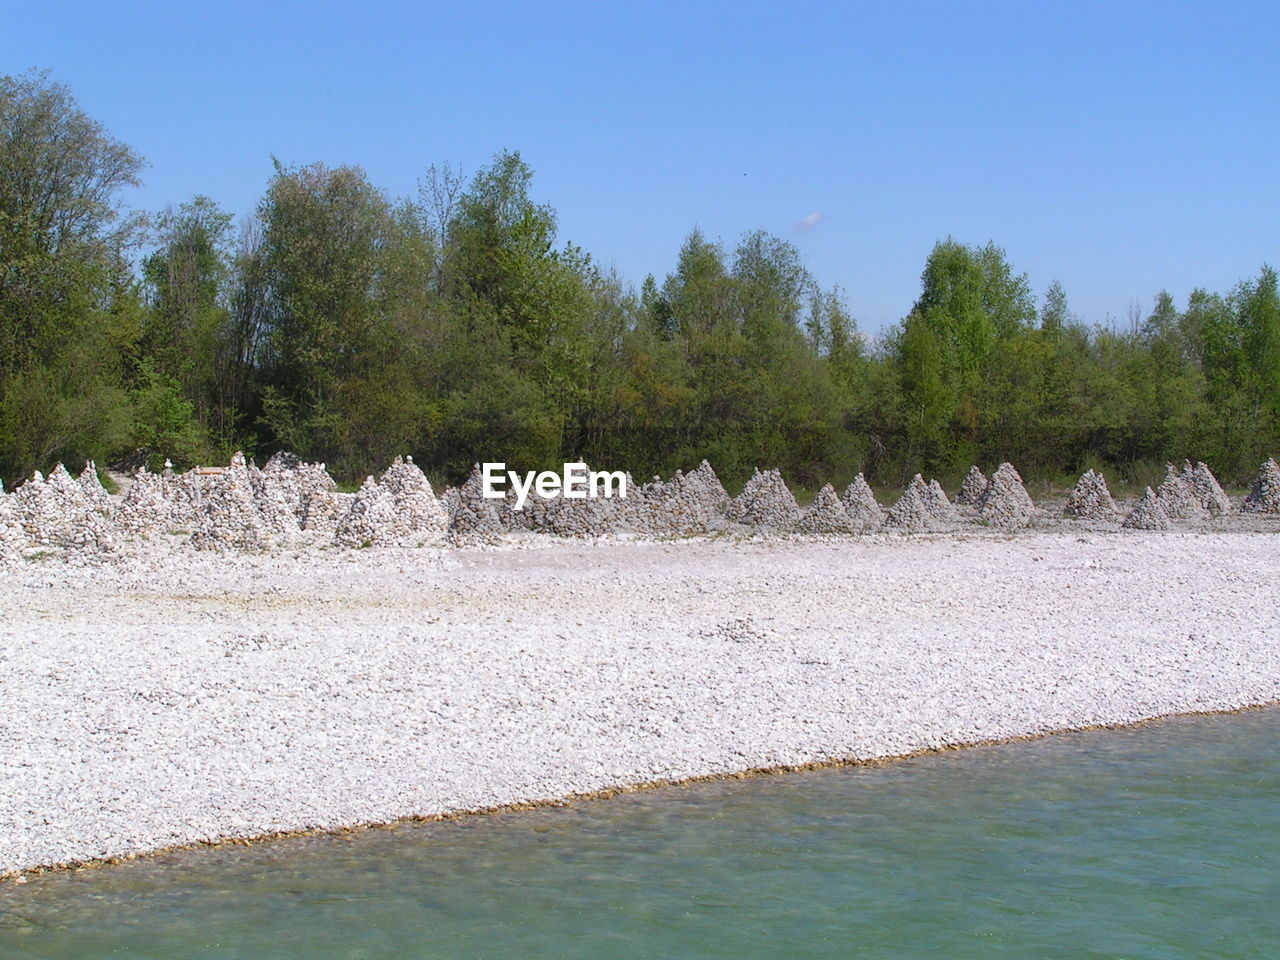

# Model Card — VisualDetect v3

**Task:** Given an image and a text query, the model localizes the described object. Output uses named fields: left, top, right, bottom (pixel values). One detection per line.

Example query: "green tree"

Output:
left=0, top=70, right=144, bottom=483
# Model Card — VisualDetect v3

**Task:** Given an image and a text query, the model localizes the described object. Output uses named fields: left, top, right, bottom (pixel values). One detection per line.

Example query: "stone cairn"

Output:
left=379, top=456, right=448, bottom=542
left=954, top=466, right=988, bottom=512
left=977, top=462, right=1035, bottom=529
left=621, top=461, right=729, bottom=537
left=0, top=482, right=29, bottom=561
left=1123, top=486, right=1171, bottom=530
left=1155, top=463, right=1205, bottom=521
left=6, top=451, right=1268, bottom=563
left=727, top=468, right=801, bottom=529
left=885, top=475, right=949, bottom=532
left=447, top=464, right=505, bottom=544
left=1063, top=469, right=1117, bottom=522
left=116, top=468, right=172, bottom=536
left=1241, top=457, right=1280, bottom=514
left=796, top=483, right=858, bottom=534
left=189, top=453, right=273, bottom=551
left=334, top=476, right=403, bottom=547
left=1186, top=461, right=1231, bottom=516
left=840, top=473, right=883, bottom=531
left=925, top=479, right=958, bottom=523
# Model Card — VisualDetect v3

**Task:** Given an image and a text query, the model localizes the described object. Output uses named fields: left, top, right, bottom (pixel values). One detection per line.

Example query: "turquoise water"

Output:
left=2, top=708, right=1278, bottom=959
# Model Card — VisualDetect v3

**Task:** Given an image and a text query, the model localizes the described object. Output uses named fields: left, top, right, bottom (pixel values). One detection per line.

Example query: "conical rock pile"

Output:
left=300, top=489, right=353, bottom=533
left=76, top=462, right=112, bottom=513
left=447, top=465, right=504, bottom=544
left=728, top=468, right=800, bottom=528
left=796, top=483, right=857, bottom=534
left=0, top=490, right=28, bottom=560
left=380, top=456, right=448, bottom=540
left=262, top=451, right=336, bottom=526
left=885, top=475, right=946, bottom=532
left=1156, top=463, right=1205, bottom=521
left=977, top=462, right=1035, bottom=529
left=1123, top=486, right=1171, bottom=530
left=190, top=453, right=273, bottom=551
left=14, top=472, right=70, bottom=545
left=248, top=462, right=302, bottom=537
left=116, top=469, right=173, bottom=536
left=1241, top=458, right=1280, bottom=514
left=1063, top=469, right=1117, bottom=521
left=840, top=473, right=883, bottom=531
left=61, top=507, right=121, bottom=565
left=622, top=465, right=726, bottom=536
left=954, top=466, right=988, bottom=510
left=1187, top=462, right=1231, bottom=516
left=926, top=479, right=958, bottom=522
left=334, top=476, right=402, bottom=547
left=685, top=460, right=731, bottom=514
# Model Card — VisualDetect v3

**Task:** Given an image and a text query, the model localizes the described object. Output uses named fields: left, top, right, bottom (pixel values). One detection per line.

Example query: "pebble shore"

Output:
left=2, top=530, right=1278, bottom=878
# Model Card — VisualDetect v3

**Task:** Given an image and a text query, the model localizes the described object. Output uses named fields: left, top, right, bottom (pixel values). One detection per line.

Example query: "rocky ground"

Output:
left=2, top=527, right=1278, bottom=878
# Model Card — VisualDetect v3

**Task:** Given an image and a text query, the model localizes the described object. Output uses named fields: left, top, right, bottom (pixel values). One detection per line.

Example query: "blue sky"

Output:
left=6, top=1, right=1278, bottom=333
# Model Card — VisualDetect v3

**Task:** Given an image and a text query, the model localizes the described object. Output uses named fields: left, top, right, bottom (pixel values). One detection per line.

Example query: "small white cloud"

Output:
left=795, top=211, right=825, bottom=233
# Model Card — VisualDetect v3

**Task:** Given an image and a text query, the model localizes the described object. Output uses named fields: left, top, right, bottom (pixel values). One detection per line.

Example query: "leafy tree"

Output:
left=0, top=70, right=144, bottom=483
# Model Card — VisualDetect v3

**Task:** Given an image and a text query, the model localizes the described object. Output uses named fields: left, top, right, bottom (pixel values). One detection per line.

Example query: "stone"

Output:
left=1123, top=486, right=1171, bottom=530
left=1156, top=463, right=1205, bottom=521
left=796, top=483, right=857, bottom=534
left=1241, top=458, right=1280, bottom=514
left=727, top=468, right=800, bottom=528
left=1189, top=462, right=1231, bottom=517
left=977, top=462, right=1035, bottom=529
left=954, top=466, right=988, bottom=509
left=1063, top=469, right=1117, bottom=522
left=839, top=473, right=883, bottom=531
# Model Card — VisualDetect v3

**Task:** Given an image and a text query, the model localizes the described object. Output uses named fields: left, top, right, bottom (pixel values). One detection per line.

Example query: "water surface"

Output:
left=3, top=708, right=1278, bottom=959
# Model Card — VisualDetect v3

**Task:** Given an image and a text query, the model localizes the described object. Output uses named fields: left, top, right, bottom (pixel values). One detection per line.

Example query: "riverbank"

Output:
left=2, top=530, right=1278, bottom=878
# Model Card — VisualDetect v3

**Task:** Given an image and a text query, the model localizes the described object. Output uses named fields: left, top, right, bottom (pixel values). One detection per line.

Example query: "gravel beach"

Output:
left=2, top=530, right=1278, bottom=877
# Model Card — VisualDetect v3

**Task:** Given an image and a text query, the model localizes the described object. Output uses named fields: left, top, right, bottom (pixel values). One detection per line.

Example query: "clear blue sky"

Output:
left=6, top=0, right=1278, bottom=333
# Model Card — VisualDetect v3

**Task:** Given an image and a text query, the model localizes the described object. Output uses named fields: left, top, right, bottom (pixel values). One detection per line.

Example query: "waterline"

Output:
left=3, top=707, right=1277, bottom=958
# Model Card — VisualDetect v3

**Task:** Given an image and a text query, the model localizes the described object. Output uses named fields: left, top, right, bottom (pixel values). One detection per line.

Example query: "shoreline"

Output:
left=3, top=532, right=1278, bottom=882
left=5, top=698, right=1278, bottom=886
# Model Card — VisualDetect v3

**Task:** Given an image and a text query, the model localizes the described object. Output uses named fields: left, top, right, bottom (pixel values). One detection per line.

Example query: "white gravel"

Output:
left=2, top=530, right=1278, bottom=877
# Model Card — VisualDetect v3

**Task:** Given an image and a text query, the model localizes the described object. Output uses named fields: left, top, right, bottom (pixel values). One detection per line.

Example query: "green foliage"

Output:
left=2, top=72, right=1279, bottom=492
left=128, top=365, right=205, bottom=470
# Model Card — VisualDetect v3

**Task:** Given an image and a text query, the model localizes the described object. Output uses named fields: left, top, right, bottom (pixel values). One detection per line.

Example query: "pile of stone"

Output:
left=519, top=478, right=622, bottom=538
left=926, top=479, right=958, bottom=523
left=1241, top=457, right=1280, bottom=514
left=977, top=462, right=1036, bottom=529
left=77, top=462, right=112, bottom=512
left=379, top=456, right=448, bottom=541
left=259, top=451, right=337, bottom=530
left=189, top=453, right=273, bottom=552
left=1122, top=486, right=1171, bottom=530
left=334, top=476, right=403, bottom=548
left=116, top=468, right=172, bottom=536
left=60, top=507, right=120, bottom=565
left=727, top=468, right=800, bottom=529
left=248, top=462, right=303, bottom=538
left=954, top=466, right=988, bottom=511
left=1063, top=469, right=1118, bottom=522
left=1185, top=461, right=1232, bottom=516
left=0, top=485, right=28, bottom=561
left=840, top=474, right=883, bottom=531
left=885, top=475, right=951, bottom=532
left=796, top=483, right=858, bottom=534
left=446, top=464, right=504, bottom=544
left=620, top=462, right=728, bottom=537
left=12, top=471, right=70, bottom=546
left=1156, top=463, right=1205, bottom=521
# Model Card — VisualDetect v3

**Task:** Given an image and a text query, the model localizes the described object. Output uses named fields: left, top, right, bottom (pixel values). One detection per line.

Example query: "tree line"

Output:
left=2, top=70, right=1277, bottom=492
